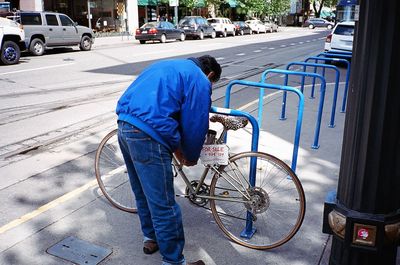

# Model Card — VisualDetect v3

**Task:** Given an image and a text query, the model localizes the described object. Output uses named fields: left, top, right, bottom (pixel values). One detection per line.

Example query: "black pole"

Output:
left=323, top=0, right=400, bottom=264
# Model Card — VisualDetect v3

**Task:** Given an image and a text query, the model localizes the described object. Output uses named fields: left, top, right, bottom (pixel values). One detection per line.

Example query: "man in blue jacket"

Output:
left=116, top=55, right=221, bottom=265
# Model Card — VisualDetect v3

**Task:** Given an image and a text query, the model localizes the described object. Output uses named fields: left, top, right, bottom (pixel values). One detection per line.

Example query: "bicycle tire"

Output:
left=209, top=151, right=305, bottom=249
left=95, top=129, right=137, bottom=213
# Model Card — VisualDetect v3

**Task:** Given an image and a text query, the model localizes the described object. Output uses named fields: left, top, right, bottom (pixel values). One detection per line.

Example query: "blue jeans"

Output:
left=117, top=121, right=186, bottom=265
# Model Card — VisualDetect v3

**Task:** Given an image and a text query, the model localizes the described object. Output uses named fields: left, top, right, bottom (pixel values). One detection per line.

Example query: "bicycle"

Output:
left=94, top=113, right=306, bottom=250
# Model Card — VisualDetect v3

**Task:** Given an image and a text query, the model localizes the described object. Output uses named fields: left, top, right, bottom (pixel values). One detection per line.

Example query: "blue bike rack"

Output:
left=286, top=62, right=341, bottom=128
left=218, top=80, right=304, bottom=239
left=210, top=106, right=260, bottom=154
left=224, top=79, right=304, bottom=172
left=210, top=106, right=260, bottom=239
left=318, top=51, right=352, bottom=59
left=260, top=69, right=326, bottom=149
left=308, top=55, right=351, bottom=113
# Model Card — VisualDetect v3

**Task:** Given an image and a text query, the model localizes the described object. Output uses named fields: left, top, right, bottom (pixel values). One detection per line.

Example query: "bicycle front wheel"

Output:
left=209, top=151, right=305, bottom=249
left=95, top=129, right=137, bottom=213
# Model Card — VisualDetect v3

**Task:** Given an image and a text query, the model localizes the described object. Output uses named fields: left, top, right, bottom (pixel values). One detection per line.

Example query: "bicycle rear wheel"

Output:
left=95, top=129, right=137, bottom=213
left=209, top=151, right=305, bottom=249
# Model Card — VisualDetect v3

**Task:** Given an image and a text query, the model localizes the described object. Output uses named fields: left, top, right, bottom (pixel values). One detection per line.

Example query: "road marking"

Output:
left=236, top=53, right=245, bottom=56
left=237, top=91, right=282, bottom=111
left=299, top=42, right=304, bottom=44
left=215, top=57, right=225, bottom=61
left=280, top=45, right=286, bottom=47
left=0, top=166, right=125, bottom=234
left=268, top=47, right=275, bottom=50
left=0, top=63, right=75, bottom=76
left=290, top=43, right=296, bottom=46
left=253, top=50, right=262, bottom=53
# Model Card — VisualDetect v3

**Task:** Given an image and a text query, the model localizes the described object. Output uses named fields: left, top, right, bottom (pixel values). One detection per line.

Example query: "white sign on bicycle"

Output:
left=200, top=144, right=229, bottom=165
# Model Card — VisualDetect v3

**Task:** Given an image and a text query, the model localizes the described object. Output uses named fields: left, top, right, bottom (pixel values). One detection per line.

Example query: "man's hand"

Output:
left=174, top=149, right=197, bottom=167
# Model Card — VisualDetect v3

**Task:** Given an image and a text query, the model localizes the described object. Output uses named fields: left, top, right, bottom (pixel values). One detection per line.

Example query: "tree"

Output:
left=266, top=0, right=290, bottom=17
left=312, top=0, right=337, bottom=17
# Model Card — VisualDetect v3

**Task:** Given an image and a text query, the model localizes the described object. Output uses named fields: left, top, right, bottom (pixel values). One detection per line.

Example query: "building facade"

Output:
left=0, top=0, right=139, bottom=34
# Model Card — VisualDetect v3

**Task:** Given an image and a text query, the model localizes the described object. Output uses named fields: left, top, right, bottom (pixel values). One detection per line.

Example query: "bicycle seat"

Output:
left=210, top=114, right=248, bottom=131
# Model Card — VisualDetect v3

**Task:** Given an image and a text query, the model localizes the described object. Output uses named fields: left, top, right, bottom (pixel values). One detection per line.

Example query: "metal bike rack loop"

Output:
left=305, top=53, right=351, bottom=112
left=260, top=69, right=327, bottom=149
left=217, top=80, right=304, bottom=239
left=286, top=62, right=341, bottom=128
left=223, top=80, right=304, bottom=172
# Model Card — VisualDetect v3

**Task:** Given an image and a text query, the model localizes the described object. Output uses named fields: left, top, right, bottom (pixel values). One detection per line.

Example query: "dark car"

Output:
left=135, top=21, right=185, bottom=44
left=303, top=18, right=334, bottom=29
left=178, top=16, right=216, bottom=40
left=233, top=21, right=252, bottom=35
left=95, top=17, right=119, bottom=32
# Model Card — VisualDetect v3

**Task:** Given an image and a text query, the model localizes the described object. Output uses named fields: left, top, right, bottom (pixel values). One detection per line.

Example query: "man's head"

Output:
left=197, top=55, right=222, bottom=84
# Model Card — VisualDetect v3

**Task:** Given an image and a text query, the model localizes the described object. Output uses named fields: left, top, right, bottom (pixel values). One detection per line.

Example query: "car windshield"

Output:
left=208, top=19, right=220, bottom=23
left=334, top=25, right=354, bottom=36
left=179, top=18, right=194, bottom=26
left=141, top=22, right=159, bottom=28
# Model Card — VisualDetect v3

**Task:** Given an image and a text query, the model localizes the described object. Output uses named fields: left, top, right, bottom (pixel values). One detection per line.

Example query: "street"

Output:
left=0, top=27, right=347, bottom=265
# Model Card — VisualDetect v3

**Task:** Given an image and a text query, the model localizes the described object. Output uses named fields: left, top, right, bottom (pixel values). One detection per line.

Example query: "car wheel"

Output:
left=79, top=35, right=92, bottom=51
left=211, top=31, right=216, bottom=39
left=232, top=30, right=235, bottom=36
left=199, top=31, right=204, bottom=40
left=327, top=24, right=333, bottom=30
left=179, top=33, right=185, bottom=41
left=139, top=40, right=146, bottom=44
left=257, top=29, right=260, bottom=34
left=160, top=34, right=167, bottom=43
left=240, top=29, right=244, bottom=36
left=308, top=24, right=314, bottom=29
left=222, top=30, right=227, bottom=38
left=0, top=40, right=20, bottom=65
left=29, top=38, right=45, bottom=56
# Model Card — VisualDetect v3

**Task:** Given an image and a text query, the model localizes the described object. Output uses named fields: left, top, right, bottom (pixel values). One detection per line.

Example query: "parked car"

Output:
left=263, top=20, right=278, bottom=33
left=245, top=20, right=267, bottom=34
left=135, top=21, right=185, bottom=44
left=324, top=21, right=354, bottom=53
left=303, top=18, right=334, bottom=29
left=95, top=17, right=119, bottom=32
left=0, top=17, right=25, bottom=65
left=207, top=17, right=235, bottom=37
left=233, top=21, right=252, bottom=35
left=13, top=11, right=94, bottom=56
left=178, top=16, right=216, bottom=40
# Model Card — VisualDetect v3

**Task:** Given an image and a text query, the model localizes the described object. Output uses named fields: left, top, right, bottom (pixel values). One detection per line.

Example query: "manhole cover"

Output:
left=46, top=236, right=112, bottom=265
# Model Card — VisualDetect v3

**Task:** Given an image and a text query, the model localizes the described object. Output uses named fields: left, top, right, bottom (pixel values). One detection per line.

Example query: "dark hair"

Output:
left=197, top=55, right=222, bottom=83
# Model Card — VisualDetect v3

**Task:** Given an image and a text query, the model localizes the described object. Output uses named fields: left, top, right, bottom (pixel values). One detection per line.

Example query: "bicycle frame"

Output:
left=172, top=126, right=249, bottom=204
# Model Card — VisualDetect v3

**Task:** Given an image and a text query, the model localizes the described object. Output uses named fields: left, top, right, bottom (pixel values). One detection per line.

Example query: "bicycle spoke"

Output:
left=210, top=152, right=305, bottom=250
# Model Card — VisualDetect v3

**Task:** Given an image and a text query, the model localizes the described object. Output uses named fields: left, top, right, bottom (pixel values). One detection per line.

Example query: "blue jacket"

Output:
left=116, top=58, right=212, bottom=162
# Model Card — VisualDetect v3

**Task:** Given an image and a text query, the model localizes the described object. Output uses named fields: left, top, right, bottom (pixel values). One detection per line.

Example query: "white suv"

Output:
left=0, top=17, right=25, bottom=65
left=207, top=18, right=236, bottom=37
left=325, top=21, right=355, bottom=53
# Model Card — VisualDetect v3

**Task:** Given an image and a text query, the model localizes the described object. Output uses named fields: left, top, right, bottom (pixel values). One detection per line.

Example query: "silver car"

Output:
left=15, top=11, right=94, bottom=56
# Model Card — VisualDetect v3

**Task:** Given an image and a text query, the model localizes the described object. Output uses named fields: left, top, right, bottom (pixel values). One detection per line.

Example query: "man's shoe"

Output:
left=143, top=240, right=159, bottom=255
left=187, top=260, right=205, bottom=265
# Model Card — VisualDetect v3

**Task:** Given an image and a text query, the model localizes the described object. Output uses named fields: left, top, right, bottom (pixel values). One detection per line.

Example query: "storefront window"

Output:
left=43, top=0, right=127, bottom=32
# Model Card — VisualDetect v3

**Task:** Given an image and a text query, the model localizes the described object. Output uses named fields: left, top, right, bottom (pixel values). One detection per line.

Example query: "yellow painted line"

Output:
left=0, top=179, right=97, bottom=234
left=0, top=165, right=125, bottom=234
